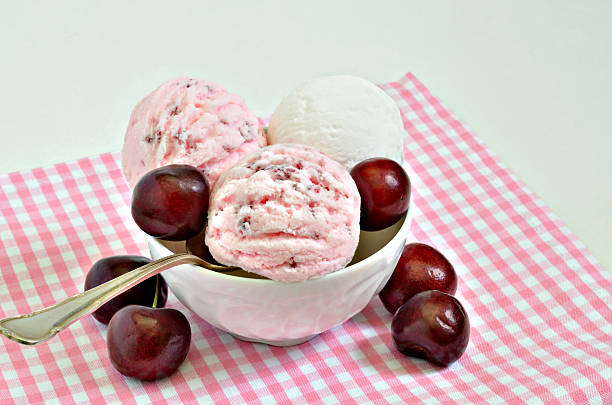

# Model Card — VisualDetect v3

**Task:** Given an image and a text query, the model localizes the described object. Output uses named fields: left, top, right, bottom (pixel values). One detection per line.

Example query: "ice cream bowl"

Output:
left=149, top=204, right=412, bottom=347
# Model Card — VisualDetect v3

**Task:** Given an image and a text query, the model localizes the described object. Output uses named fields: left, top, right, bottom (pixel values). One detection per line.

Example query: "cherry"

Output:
left=131, top=164, right=210, bottom=241
left=391, top=290, right=469, bottom=367
left=84, top=255, right=168, bottom=324
left=107, top=305, right=191, bottom=381
left=379, top=243, right=457, bottom=314
left=350, top=158, right=410, bottom=231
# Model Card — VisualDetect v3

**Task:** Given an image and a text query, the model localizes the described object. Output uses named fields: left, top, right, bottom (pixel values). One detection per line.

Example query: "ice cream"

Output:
left=205, top=143, right=361, bottom=282
left=267, top=75, right=405, bottom=170
left=121, top=77, right=266, bottom=189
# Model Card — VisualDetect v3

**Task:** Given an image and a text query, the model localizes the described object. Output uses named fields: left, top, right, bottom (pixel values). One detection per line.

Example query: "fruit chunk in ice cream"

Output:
left=267, top=75, right=405, bottom=170
left=205, top=143, right=361, bottom=282
left=121, top=77, right=266, bottom=189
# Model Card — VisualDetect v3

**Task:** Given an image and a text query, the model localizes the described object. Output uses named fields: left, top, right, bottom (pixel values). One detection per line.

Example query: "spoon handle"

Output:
left=0, top=253, right=207, bottom=345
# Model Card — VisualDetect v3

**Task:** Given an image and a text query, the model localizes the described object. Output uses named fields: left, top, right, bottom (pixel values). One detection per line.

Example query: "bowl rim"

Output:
left=148, top=160, right=413, bottom=286
left=149, top=202, right=411, bottom=286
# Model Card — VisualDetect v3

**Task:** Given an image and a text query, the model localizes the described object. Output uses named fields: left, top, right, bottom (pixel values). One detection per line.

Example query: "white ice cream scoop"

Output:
left=267, top=75, right=405, bottom=170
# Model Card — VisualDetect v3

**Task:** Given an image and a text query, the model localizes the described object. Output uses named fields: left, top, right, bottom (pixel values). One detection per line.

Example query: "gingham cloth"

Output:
left=1, top=73, right=610, bottom=404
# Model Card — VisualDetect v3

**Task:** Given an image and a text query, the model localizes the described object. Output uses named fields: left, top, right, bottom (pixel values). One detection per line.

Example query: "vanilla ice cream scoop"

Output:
left=267, top=75, right=405, bottom=170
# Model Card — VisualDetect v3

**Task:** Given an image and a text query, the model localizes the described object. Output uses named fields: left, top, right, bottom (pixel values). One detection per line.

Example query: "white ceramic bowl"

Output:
left=149, top=197, right=412, bottom=347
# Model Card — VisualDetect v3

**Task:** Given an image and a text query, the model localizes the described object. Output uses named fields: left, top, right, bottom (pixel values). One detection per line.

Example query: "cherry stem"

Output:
left=152, top=276, right=160, bottom=309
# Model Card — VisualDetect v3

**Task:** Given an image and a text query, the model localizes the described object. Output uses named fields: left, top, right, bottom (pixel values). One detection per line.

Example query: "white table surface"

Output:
left=0, top=1, right=610, bottom=272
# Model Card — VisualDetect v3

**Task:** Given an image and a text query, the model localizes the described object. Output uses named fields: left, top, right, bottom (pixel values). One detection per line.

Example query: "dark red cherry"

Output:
left=131, top=164, right=210, bottom=241
left=350, top=158, right=410, bottom=231
left=391, top=290, right=469, bottom=367
left=84, top=255, right=168, bottom=324
left=380, top=243, right=457, bottom=314
left=107, top=305, right=191, bottom=380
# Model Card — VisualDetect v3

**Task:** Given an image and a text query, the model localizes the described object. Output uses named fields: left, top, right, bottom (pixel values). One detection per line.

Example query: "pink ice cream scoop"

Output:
left=121, top=77, right=267, bottom=189
left=205, top=144, right=361, bottom=282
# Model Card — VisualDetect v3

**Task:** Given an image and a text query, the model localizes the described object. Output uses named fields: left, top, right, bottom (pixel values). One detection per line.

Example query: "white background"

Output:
left=0, top=1, right=610, bottom=272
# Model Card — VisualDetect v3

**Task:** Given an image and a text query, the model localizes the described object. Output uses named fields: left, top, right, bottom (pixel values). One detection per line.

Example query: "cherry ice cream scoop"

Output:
left=205, top=143, right=361, bottom=282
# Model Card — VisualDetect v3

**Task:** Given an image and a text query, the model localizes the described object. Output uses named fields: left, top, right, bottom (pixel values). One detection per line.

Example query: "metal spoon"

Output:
left=0, top=253, right=233, bottom=345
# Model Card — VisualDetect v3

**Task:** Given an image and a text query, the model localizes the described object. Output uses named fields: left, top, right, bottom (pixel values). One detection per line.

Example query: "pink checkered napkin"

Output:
left=0, top=74, right=610, bottom=404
